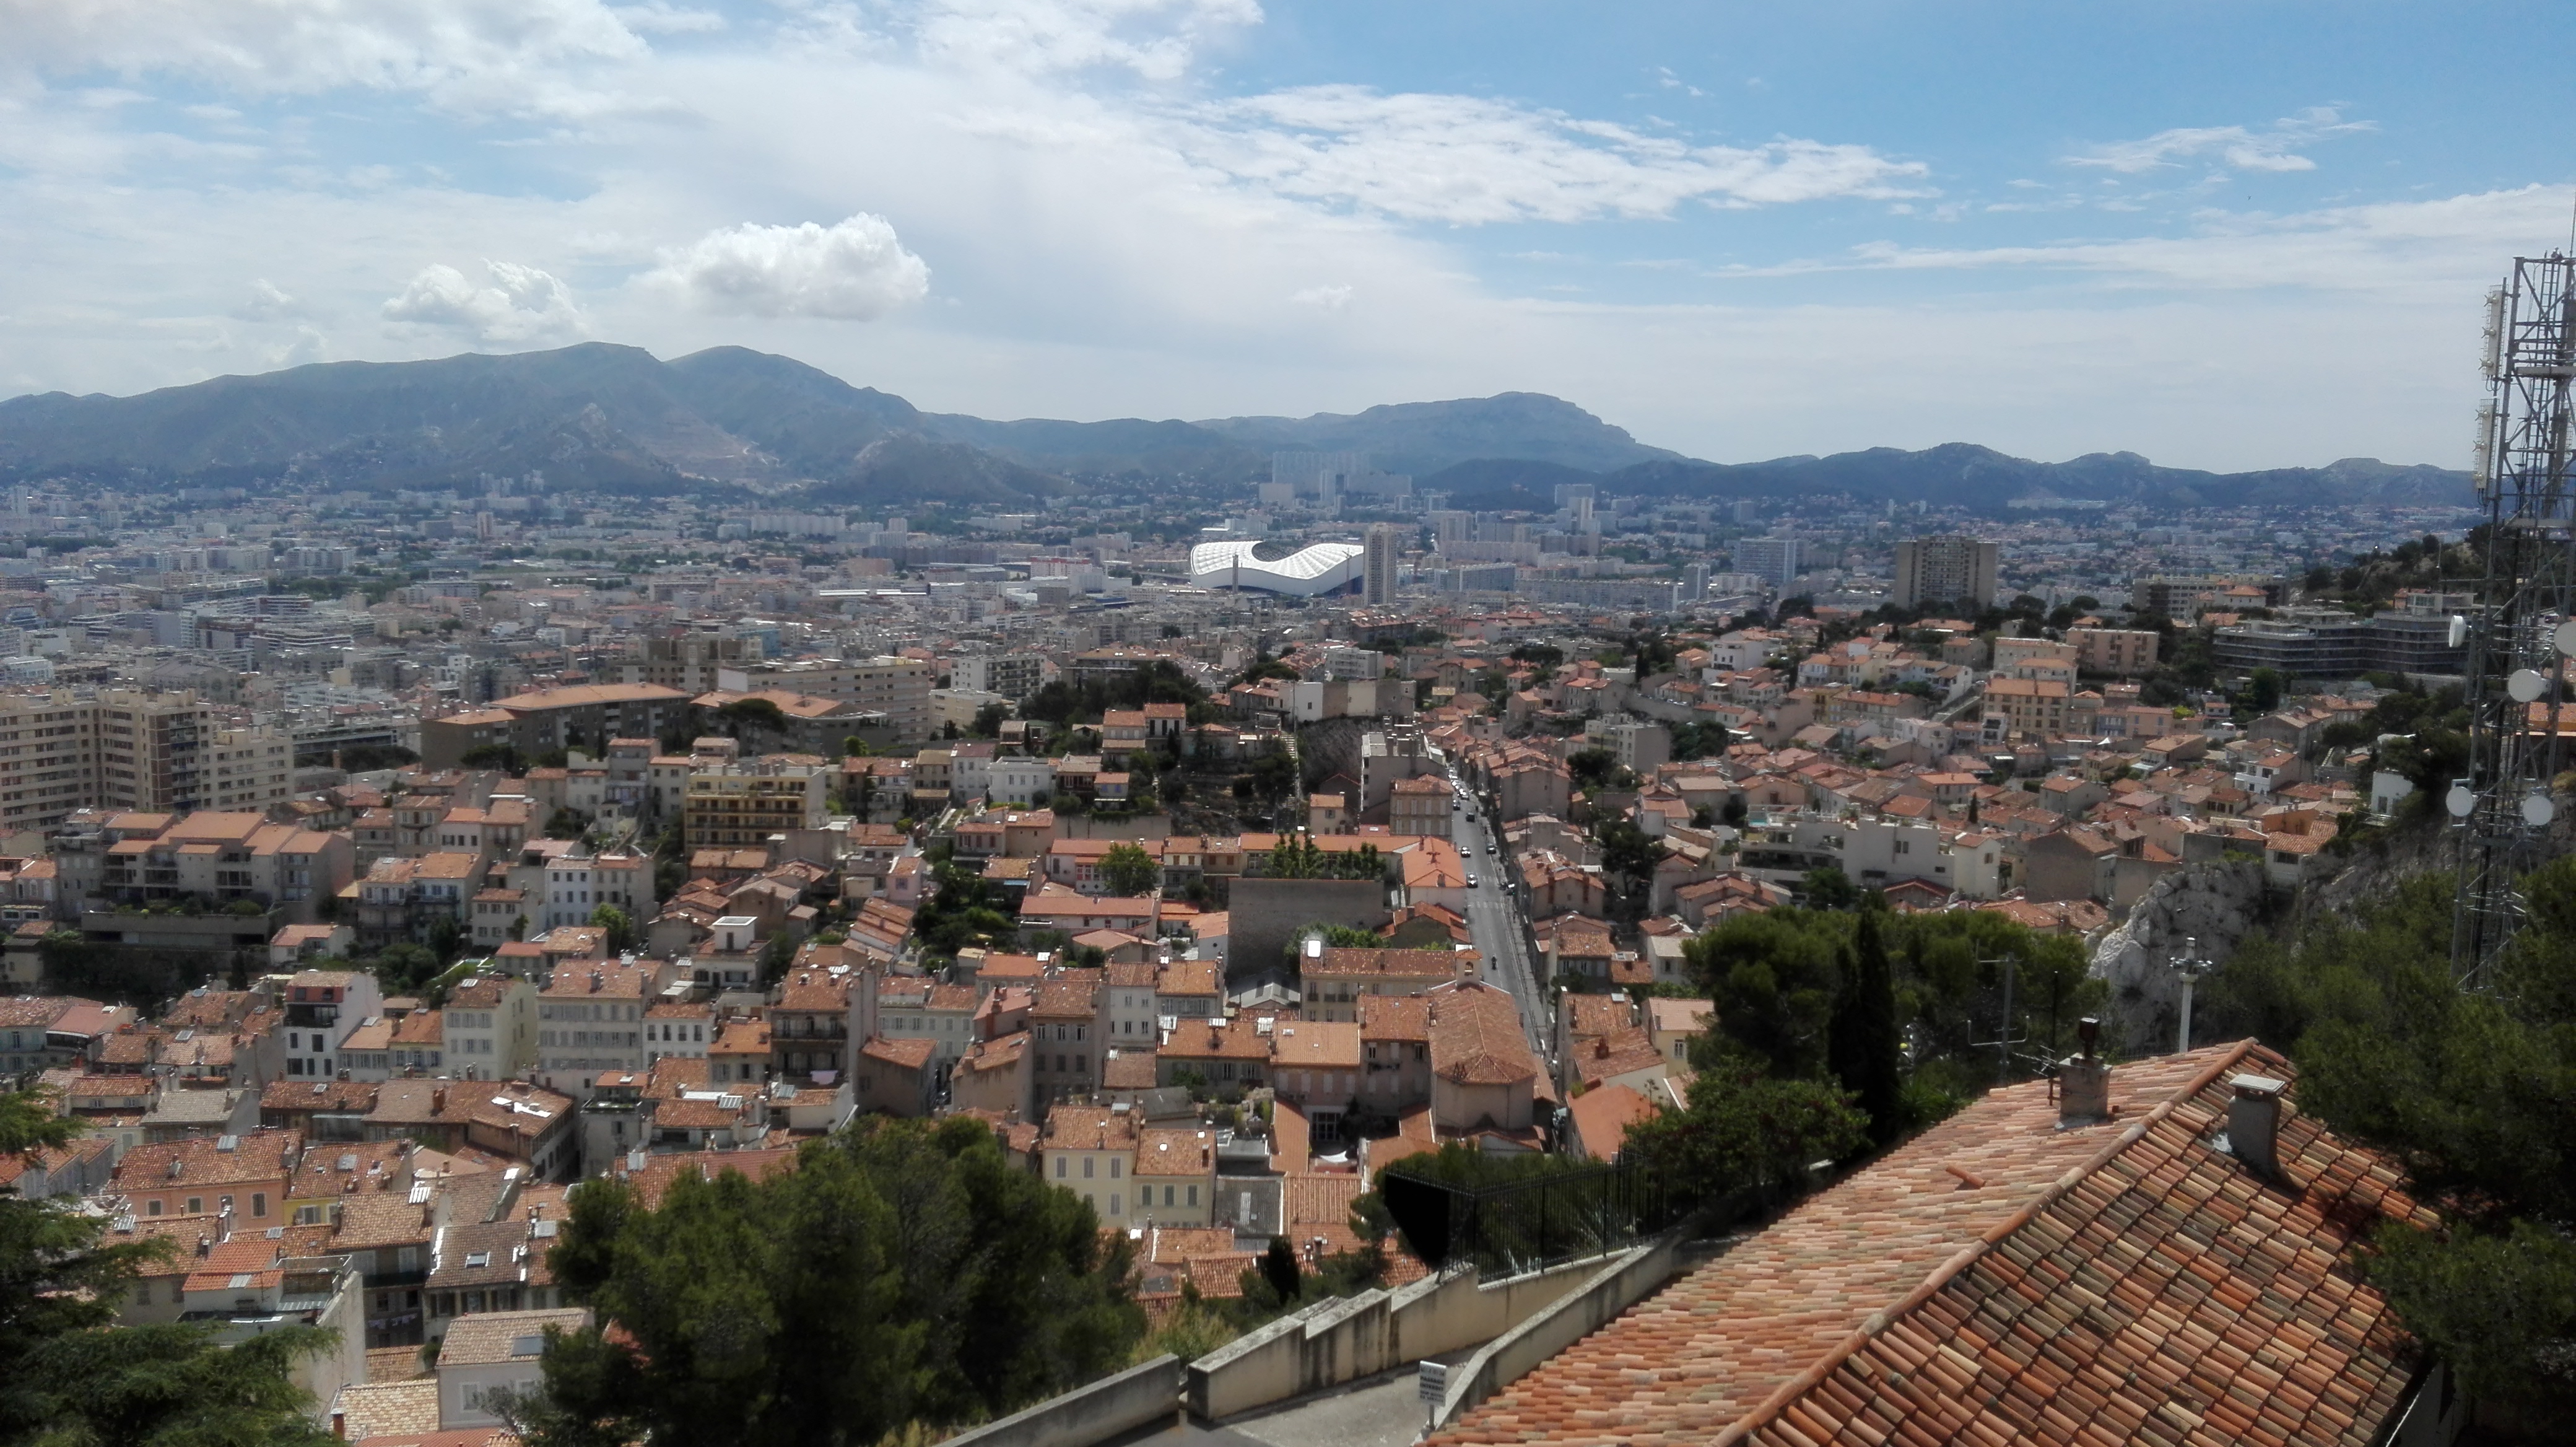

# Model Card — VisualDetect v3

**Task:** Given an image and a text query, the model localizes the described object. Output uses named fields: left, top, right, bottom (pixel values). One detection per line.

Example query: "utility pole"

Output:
left=1969, top=953, right=2021, bottom=1086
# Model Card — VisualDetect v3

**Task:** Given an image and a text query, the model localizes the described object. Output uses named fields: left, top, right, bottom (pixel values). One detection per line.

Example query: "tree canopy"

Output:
left=521, top=1116, right=1144, bottom=1446
left=2195, top=862, right=2576, bottom=1412
left=1095, top=842, right=1161, bottom=898
left=0, top=1089, right=336, bottom=1446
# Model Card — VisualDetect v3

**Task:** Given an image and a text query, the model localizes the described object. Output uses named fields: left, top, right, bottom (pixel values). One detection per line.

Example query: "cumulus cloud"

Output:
left=231, top=279, right=307, bottom=321
left=1291, top=283, right=1352, bottom=310
left=382, top=260, right=587, bottom=342
left=2066, top=106, right=2372, bottom=175
left=1184, top=87, right=1929, bottom=224
left=642, top=214, right=931, bottom=320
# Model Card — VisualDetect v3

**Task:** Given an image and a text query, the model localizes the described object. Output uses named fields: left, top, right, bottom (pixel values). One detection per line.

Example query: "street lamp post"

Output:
left=2170, top=935, right=2216, bottom=1054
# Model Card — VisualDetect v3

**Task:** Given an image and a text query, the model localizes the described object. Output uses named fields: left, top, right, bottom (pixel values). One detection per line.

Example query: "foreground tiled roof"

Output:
left=1431, top=1040, right=2432, bottom=1447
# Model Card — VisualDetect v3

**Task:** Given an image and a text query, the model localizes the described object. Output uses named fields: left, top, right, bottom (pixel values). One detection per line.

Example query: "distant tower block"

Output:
left=1362, top=524, right=1399, bottom=607
left=1894, top=535, right=2000, bottom=610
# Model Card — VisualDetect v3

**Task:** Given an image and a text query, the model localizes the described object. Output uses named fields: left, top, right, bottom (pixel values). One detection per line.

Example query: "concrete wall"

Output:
left=1225, top=878, right=1388, bottom=985
left=944, top=1355, right=1181, bottom=1447
left=1186, top=1251, right=1617, bottom=1420
left=1434, top=1234, right=1689, bottom=1429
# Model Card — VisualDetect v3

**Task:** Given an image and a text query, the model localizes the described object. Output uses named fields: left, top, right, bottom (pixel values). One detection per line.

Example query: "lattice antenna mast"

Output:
left=2452, top=253, right=2576, bottom=985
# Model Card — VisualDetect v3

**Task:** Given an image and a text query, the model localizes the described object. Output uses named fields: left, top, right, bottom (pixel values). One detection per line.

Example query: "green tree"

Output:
left=1619, top=1056, right=1867, bottom=1205
left=1687, top=908, right=1848, bottom=1079
left=1827, top=904, right=1905, bottom=1146
left=1095, top=843, right=1161, bottom=898
left=2189, top=862, right=2576, bottom=1413
left=589, top=904, right=634, bottom=955
left=529, top=1116, right=1143, bottom=1445
left=1596, top=820, right=1664, bottom=917
left=0, top=1089, right=336, bottom=1446
left=1799, top=865, right=1858, bottom=911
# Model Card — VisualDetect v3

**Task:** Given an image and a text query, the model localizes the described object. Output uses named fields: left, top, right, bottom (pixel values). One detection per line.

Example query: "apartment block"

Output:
left=1892, top=535, right=2000, bottom=610
left=682, top=759, right=832, bottom=850
left=951, top=652, right=1048, bottom=702
left=2066, top=627, right=2160, bottom=678
left=0, top=689, right=291, bottom=833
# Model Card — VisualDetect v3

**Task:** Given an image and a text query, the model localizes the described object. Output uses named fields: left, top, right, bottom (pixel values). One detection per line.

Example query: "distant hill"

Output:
left=1193, top=392, right=1681, bottom=476
left=1602, top=444, right=2473, bottom=512
left=0, top=343, right=2465, bottom=510
left=1416, top=458, right=1600, bottom=512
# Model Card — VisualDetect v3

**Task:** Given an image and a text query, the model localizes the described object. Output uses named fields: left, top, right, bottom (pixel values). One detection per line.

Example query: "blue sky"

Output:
left=2, top=1, right=2570, bottom=471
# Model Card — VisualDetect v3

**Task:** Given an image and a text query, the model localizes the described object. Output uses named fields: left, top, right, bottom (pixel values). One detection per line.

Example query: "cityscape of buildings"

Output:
left=0, top=448, right=2499, bottom=1443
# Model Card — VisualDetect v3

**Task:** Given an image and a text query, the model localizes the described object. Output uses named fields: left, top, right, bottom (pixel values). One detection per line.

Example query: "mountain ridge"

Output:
left=0, top=343, right=2470, bottom=511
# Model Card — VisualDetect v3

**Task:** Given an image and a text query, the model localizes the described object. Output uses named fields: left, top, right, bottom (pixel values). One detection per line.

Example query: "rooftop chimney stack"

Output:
left=2058, top=1016, right=2110, bottom=1127
left=2228, top=1073, right=2287, bottom=1179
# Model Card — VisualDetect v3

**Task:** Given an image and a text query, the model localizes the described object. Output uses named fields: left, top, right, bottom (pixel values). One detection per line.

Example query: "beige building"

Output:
left=1130, top=1126, right=1218, bottom=1226
left=1892, top=535, right=1999, bottom=610
left=536, top=963, right=657, bottom=1099
left=682, top=759, right=832, bottom=850
left=1299, top=943, right=1479, bottom=1023
left=716, top=657, right=935, bottom=741
left=1387, top=774, right=1452, bottom=839
left=443, top=974, right=538, bottom=1080
left=1039, top=1103, right=1142, bottom=1228
left=0, top=690, right=292, bottom=833
left=2067, top=627, right=2160, bottom=678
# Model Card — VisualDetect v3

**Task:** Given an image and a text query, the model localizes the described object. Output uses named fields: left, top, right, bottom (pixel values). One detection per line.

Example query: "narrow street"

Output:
left=1448, top=778, right=1551, bottom=1061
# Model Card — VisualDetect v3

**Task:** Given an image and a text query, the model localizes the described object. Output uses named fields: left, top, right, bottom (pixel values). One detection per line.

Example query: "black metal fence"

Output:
left=1380, top=1159, right=1688, bottom=1275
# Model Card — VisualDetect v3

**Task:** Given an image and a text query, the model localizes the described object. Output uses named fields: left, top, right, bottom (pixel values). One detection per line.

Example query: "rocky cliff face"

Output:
left=2089, top=859, right=2270, bottom=1055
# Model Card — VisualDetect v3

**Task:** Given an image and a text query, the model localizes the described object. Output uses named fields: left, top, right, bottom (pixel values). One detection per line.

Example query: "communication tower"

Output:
left=2452, top=251, right=2576, bottom=984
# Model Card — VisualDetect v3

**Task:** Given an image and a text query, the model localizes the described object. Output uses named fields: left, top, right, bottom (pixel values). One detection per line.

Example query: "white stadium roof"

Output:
left=1188, top=540, right=1365, bottom=597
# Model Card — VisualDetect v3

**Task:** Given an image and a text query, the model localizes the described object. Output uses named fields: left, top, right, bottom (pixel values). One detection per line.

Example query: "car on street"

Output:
left=1466, top=873, right=1479, bottom=887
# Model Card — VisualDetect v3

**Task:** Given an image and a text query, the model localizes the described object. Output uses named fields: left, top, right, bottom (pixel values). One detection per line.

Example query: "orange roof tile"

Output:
left=1431, top=1041, right=2432, bottom=1447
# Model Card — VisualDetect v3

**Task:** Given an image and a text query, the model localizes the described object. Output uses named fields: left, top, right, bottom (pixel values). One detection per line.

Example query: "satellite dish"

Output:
left=2452, top=614, right=2470, bottom=649
left=2511, top=669, right=2551, bottom=703
left=2557, top=620, right=2576, bottom=658
left=2447, top=782, right=2478, bottom=818
left=2526, top=792, right=2559, bottom=828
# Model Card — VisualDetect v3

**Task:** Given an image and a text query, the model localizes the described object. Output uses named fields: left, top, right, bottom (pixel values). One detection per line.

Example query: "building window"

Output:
left=1082, top=1157, right=1094, bottom=1179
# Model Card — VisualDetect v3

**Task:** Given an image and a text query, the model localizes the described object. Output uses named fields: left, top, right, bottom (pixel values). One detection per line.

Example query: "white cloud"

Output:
left=642, top=215, right=931, bottom=320
left=1185, top=85, right=1928, bottom=224
left=1715, top=186, right=2564, bottom=304
left=2067, top=107, right=2372, bottom=176
left=382, top=260, right=587, bottom=342
left=910, top=0, right=1262, bottom=81
left=0, top=0, right=651, bottom=115
left=232, top=279, right=307, bottom=321
left=1291, top=283, right=1352, bottom=310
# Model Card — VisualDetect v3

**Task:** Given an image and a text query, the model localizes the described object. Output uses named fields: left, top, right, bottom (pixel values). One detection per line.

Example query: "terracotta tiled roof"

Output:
left=1431, top=1041, right=2433, bottom=1447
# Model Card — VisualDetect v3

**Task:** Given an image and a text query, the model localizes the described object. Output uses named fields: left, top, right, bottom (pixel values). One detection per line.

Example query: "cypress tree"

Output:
left=1827, top=904, right=1907, bottom=1146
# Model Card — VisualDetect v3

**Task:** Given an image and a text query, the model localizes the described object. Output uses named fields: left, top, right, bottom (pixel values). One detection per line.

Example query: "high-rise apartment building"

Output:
left=0, top=689, right=292, bottom=833
left=713, top=657, right=935, bottom=741
left=621, top=633, right=760, bottom=693
left=1894, top=535, right=2001, bottom=610
left=951, top=652, right=1048, bottom=702
left=1362, top=524, right=1398, bottom=607
left=1733, top=537, right=1804, bottom=588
